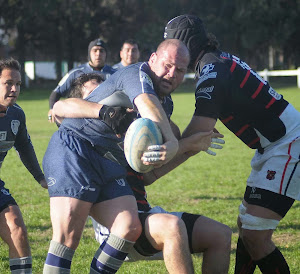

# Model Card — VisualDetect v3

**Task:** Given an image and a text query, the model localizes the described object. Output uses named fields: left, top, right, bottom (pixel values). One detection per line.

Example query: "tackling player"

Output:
left=43, top=39, right=200, bottom=273
left=0, top=58, right=47, bottom=273
left=164, top=14, right=300, bottom=274
left=54, top=70, right=231, bottom=274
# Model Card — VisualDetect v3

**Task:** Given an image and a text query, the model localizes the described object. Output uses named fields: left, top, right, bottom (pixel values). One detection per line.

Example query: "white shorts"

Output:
left=91, top=206, right=184, bottom=262
left=247, top=127, right=300, bottom=200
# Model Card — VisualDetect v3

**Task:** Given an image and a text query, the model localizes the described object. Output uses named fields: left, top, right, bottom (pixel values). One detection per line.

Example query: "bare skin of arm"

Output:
left=143, top=116, right=222, bottom=185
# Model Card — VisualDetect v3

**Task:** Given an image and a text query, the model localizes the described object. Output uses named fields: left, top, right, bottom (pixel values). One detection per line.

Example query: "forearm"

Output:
left=134, top=94, right=177, bottom=143
left=53, top=98, right=102, bottom=119
left=17, top=145, right=45, bottom=183
left=143, top=151, right=190, bottom=185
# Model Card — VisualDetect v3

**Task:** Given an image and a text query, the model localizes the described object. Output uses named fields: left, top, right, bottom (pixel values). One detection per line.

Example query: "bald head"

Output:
left=156, top=39, right=190, bottom=65
left=148, top=39, right=190, bottom=98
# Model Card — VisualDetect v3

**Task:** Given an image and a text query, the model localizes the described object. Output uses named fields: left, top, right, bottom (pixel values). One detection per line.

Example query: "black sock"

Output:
left=234, top=237, right=256, bottom=274
left=256, top=247, right=290, bottom=274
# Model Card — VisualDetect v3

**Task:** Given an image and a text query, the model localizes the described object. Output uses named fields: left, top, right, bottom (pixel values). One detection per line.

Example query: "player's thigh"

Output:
left=0, top=204, right=27, bottom=244
left=50, top=196, right=92, bottom=237
left=191, top=215, right=232, bottom=253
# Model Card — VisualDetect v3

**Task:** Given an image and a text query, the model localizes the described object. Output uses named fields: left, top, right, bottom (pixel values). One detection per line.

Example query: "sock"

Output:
left=43, top=240, right=75, bottom=274
left=256, top=247, right=290, bottom=274
left=9, top=256, right=32, bottom=274
left=90, top=234, right=134, bottom=273
left=234, top=237, right=256, bottom=274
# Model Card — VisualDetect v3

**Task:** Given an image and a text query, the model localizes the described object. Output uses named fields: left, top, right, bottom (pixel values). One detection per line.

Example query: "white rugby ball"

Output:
left=124, top=118, right=163, bottom=173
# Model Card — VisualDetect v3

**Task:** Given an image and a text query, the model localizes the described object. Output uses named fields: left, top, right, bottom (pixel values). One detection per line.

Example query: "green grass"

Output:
left=0, top=82, right=300, bottom=273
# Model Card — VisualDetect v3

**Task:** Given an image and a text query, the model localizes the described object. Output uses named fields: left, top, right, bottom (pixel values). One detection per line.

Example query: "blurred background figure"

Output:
left=113, top=39, right=140, bottom=70
left=47, top=38, right=115, bottom=123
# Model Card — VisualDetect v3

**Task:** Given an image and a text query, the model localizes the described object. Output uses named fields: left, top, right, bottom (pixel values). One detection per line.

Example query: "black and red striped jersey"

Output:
left=126, top=167, right=152, bottom=212
left=193, top=49, right=299, bottom=151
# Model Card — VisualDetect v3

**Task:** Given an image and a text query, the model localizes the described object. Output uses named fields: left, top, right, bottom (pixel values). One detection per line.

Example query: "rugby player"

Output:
left=164, top=14, right=300, bottom=274
left=0, top=58, right=47, bottom=273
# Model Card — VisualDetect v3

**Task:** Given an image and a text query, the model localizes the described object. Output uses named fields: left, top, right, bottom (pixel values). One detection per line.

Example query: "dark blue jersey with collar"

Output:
left=0, top=104, right=44, bottom=182
left=194, top=50, right=300, bottom=151
left=60, top=62, right=173, bottom=166
left=53, top=62, right=116, bottom=97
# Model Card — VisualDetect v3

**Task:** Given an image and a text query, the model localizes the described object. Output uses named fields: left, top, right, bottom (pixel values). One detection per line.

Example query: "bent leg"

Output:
left=143, top=213, right=194, bottom=274
left=0, top=205, right=30, bottom=258
left=240, top=202, right=290, bottom=273
left=191, top=215, right=231, bottom=274
left=89, top=195, right=141, bottom=273
left=44, top=197, right=92, bottom=273
left=0, top=205, right=32, bottom=273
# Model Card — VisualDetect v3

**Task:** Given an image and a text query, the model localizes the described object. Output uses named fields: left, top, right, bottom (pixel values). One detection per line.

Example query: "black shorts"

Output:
left=244, top=186, right=295, bottom=217
left=133, top=212, right=200, bottom=256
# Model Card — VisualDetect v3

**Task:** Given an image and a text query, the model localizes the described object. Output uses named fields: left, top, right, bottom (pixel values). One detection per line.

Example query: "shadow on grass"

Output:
left=191, top=195, right=241, bottom=201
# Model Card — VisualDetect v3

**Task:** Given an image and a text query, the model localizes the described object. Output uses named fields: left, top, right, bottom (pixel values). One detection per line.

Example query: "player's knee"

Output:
left=165, top=215, right=186, bottom=237
left=212, top=223, right=232, bottom=250
left=113, top=217, right=142, bottom=242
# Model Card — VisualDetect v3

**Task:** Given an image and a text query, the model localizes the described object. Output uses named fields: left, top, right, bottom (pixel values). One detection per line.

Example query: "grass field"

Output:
left=0, top=80, right=299, bottom=273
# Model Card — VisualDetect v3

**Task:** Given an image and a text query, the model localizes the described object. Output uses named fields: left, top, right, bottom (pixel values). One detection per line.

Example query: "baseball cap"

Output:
left=164, top=15, right=208, bottom=66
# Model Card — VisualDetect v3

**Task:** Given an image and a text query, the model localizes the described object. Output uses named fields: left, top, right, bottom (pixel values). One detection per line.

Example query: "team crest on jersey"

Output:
left=1, top=188, right=11, bottom=196
left=140, top=72, right=154, bottom=89
left=202, top=64, right=215, bottom=74
left=196, top=86, right=215, bottom=100
left=268, top=87, right=282, bottom=100
left=0, top=131, right=7, bottom=141
left=266, top=170, right=276, bottom=180
left=11, top=120, right=20, bottom=135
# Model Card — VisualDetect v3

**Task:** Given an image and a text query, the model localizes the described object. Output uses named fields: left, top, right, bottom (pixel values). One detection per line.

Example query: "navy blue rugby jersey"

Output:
left=61, top=62, right=174, bottom=166
left=54, top=63, right=116, bottom=97
left=0, top=104, right=44, bottom=181
left=194, top=50, right=300, bottom=151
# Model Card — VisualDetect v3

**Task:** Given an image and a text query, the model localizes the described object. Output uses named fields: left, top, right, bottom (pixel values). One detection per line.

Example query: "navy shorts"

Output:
left=0, top=180, right=17, bottom=213
left=43, top=130, right=133, bottom=203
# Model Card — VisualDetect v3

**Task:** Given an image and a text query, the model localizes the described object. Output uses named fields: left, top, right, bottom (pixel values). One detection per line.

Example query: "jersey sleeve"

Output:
left=14, top=111, right=45, bottom=182
left=53, top=69, right=83, bottom=97
left=194, top=62, right=230, bottom=119
left=121, top=63, right=157, bottom=103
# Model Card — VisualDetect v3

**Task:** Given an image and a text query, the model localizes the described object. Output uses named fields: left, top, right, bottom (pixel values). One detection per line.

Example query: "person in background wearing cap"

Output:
left=112, top=39, right=140, bottom=70
left=47, top=38, right=116, bottom=123
left=164, top=14, right=300, bottom=274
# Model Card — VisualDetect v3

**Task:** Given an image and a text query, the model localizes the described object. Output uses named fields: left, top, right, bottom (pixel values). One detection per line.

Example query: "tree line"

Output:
left=1, top=0, right=299, bottom=82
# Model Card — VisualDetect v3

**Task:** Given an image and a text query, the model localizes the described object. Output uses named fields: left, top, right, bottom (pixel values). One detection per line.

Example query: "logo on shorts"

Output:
left=1, top=189, right=11, bottom=196
left=47, top=177, right=56, bottom=187
left=116, top=178, right=125, bottom=186
left=249, top=187, right=261, bottom=199
left=266, top=170, right=276, bottom=180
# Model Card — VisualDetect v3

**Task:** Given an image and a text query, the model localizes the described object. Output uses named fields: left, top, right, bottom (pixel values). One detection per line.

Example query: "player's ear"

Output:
left=148, top=52, right=157, bottom=65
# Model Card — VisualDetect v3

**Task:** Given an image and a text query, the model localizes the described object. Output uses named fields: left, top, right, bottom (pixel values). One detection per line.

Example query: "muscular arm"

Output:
left=52, top=98, right=103, bottom=123
left=182, top=115, right=217, bottom=138
left=134, top=93, right=178, bottom=165
left=143, top=117, right=221, bottom=186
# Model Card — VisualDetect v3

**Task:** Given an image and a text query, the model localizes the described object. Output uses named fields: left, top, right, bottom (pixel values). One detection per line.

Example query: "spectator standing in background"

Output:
left=48, top=38, right=115, bottom=123
left=113, top=39, right=140, bottom=70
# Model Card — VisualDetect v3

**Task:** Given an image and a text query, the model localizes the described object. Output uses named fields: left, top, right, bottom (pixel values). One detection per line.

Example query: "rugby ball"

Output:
left=124, top=118, right=163, bottom=173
